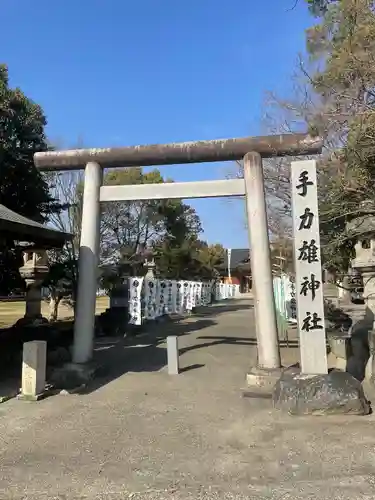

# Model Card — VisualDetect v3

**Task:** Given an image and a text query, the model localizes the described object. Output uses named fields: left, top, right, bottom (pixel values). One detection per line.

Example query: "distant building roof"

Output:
left=216, top=248, right=250, bottom=272
left=0, top=204, right=71, bottom=248
left=228, top=248, right=250, bottom=269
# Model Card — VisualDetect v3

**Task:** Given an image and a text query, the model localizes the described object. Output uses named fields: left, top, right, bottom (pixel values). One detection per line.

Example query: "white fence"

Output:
left=127, top=278, right=240, bottom=325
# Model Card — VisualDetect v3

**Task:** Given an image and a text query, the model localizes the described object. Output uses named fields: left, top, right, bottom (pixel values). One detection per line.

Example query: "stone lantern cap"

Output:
left=19, top=250, right=49, bottom=283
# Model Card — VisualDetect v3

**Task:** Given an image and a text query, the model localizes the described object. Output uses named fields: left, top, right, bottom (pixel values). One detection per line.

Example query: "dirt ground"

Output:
left=1, top=297, right=375, bottom=499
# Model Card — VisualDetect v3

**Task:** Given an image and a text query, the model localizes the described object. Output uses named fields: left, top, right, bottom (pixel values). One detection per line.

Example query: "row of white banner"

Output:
left=273, top=274, right=298, bottom=324
left=128, top=279, right=241, bottom=325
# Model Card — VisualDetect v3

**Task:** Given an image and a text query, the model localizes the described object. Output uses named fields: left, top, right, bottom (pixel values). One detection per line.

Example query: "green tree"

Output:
left=100, top=167, right=202, bottom=265
left=0, top=65, right=60, bottom=294
left=154, top=239, right=224, bottom=280
left=45, top=165, right=204, bottom=310
left=262, top=0, right=375, bottom=274
left=307, top=0, right=335, bottom=15
left=0, top=64, right=57, bottom=219
left=306, top=0, right=375, bottom=272
left=44, top=170, right=83, bottom=319
left=196, top=242, right=225, bottom=276
left=98, top=167, right=202, bottom=289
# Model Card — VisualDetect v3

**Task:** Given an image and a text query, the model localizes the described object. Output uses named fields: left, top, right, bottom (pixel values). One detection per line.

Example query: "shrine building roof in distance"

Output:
left=216, top=249, right=250, bottom=273
left=0, top=204, right=72, bottom=249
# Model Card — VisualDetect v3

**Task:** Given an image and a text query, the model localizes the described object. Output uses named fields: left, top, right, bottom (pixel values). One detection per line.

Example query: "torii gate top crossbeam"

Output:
left=34, top=133, right=322, bottom=171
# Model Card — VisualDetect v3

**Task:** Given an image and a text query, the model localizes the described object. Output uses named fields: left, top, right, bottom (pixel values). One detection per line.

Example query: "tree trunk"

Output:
left=49, top=295, right=61, bottom=322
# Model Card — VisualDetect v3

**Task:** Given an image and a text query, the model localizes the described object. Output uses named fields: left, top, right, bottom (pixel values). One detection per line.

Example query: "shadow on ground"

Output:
left=179, top=335, right=299, bottom=355
left=82, top=301, right=252, bottom=394
left=193, top=302, right=253, bottom=317
left=79, top=318, right=215, bottom=394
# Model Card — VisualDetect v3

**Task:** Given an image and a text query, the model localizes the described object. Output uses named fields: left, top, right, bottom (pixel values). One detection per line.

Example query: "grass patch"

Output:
left=0, top=296, right=109, bottom=328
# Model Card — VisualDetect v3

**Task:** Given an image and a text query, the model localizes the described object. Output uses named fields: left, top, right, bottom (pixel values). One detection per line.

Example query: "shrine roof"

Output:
left=216, top=249, right=250, bottom=271
left=229, top=249, right=250, bottom=269
left=0, top=204, right=72, bottom=248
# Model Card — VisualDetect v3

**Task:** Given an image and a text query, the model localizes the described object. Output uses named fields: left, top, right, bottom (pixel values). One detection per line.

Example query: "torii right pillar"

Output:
left=243, top=152, right=281, bottom=385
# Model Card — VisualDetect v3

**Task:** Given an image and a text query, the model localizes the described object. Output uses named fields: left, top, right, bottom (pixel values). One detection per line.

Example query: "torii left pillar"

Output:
left=73, top=162, right=103, bottom=364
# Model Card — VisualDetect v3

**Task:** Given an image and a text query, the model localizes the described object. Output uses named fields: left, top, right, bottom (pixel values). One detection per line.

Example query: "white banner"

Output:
left=128, top=277, right=144, bottom=325
left=126, top=278, right=240, bottom=326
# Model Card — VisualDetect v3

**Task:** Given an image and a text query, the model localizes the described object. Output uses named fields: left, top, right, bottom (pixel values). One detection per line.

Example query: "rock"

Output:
left=47, top=347, right=71, bottom=366
left=346, top=313, right=371, bottom=382
left=272, top=369, right=370, bottom=415
left=14, top=315, right=49, bottom=328
left=49, top=362, right=98, bottom=390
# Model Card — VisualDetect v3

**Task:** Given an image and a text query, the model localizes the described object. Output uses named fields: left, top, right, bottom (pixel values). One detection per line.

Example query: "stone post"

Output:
left=167, top=336, right=179, bottom=375
left=73, top=162, right=103, bottom=364
left=19, top=340, right=47, bottom=400
left=290, top=159, right=328, bottom=375
left=243, top=152, right=281, bottom=370
left=25, top=285, right=42, bottom=318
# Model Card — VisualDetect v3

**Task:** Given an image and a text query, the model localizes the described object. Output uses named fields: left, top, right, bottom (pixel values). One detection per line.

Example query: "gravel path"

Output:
left=1, top=298, right=375, bottom=499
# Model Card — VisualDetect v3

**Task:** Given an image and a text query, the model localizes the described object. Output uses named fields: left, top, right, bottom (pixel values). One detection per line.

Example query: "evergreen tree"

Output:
left=264, top=0, right=375, bottom=272
left=0, top=65, right=60, bottom=293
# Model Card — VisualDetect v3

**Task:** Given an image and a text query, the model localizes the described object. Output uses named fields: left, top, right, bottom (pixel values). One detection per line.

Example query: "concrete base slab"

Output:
left=246, top=365, right=293, bottom=390
left=17, top=392, right=47, bottom=402
left=17, top=384, right=67, bottom=401
left=49, top=362, right=99, bottom=390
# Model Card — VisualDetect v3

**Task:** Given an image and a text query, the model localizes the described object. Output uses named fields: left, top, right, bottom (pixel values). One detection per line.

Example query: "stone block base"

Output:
left=272, top=369, right=370, bottom=416
left=328, top=335, right=349, bottom=359
left=327, top=351, right=347, bottom=371
left=18, top=392, right=46, bottom=402
left=49, top=362, right=98, bottom=391
left=246, top=365, right=288, bottom=390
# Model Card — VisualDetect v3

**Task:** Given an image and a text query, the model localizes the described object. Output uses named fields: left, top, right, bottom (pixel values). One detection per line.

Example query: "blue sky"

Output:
left=3, top=0, right=312, bottom=248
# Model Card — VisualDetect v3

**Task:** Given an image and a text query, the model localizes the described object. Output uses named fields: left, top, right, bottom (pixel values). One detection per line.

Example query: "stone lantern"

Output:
left=346, top=208, right=375, bottom=381
left=18, top=249, right=49, bottom=323
left=144, top=256, right=156, bottom=279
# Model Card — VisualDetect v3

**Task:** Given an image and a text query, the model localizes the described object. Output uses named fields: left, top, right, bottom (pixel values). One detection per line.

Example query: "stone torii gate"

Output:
left=34, top=134, right=322, bottom=381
